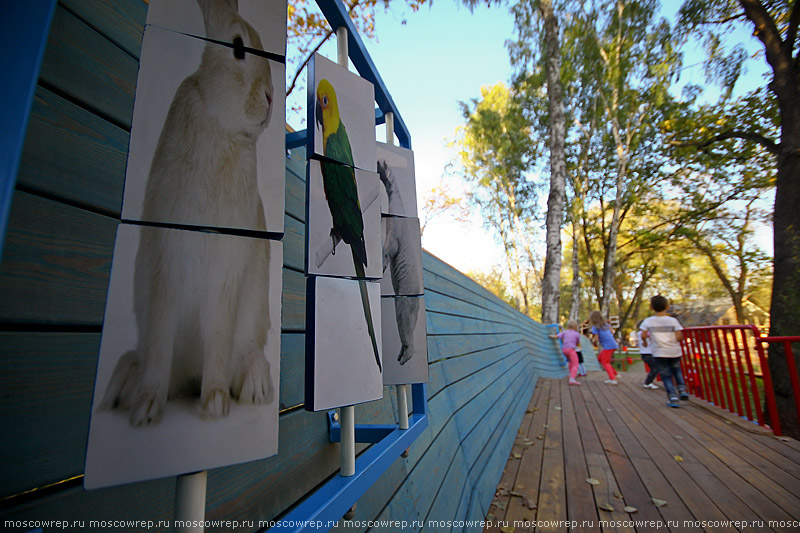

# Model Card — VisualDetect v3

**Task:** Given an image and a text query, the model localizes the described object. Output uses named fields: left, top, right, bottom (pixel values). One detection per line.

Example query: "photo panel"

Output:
left=381, top=216, right=424, bottom=296
left=306, top=276, right=384, bottom=411
left=306, top=159, right=382, bottom=279
left=381, top=296, right=428, bottom=385
left=145, top=0, right=287, bottom=58
left=84, top=224, right=282, bottom=489
left=308, top=53, right=376, bottom=172
left=122, top=24, right=285, bottom=234
left=377, top=142, right=418, bottom=218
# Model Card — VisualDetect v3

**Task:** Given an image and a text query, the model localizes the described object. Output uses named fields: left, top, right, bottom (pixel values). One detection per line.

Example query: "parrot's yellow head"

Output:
left=316, top=79, right=340, bottom=144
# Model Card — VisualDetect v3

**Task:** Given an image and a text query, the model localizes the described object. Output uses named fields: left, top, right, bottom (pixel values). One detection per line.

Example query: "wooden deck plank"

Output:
left=535, top=380, right=568, bottom=532
left=504, top=380, right=551, bottom=529
left=577, top=382, right=650, bottom=533
left=560, top=382, right=599, bottom=533
left=627, top=375, right=800, bottom=520
left=619, top=379, right=797, bottom=530
left=602, top=384, right=736, bottom=532
left=487, top=372, right=800, bottom=532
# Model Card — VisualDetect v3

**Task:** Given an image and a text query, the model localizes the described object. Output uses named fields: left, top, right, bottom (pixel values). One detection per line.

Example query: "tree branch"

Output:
left=670, top=129, right=780, bottom=155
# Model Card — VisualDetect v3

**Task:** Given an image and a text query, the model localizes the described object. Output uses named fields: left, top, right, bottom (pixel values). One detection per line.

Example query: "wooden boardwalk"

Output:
left=486, top=371, right=800, bottom=533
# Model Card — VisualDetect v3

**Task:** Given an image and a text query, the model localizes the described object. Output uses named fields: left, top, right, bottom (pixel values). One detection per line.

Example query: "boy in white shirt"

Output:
left=640, top=295, right=687, bottom=408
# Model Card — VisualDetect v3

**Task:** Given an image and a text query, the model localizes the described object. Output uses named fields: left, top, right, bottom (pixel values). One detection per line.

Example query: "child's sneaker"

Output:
left=667, top=397, right=680, bottom=408
left=604, top=379, right=618, bottom=385
left=679, top=391, right=689, bottom=401
left=643, top=383, right=659, bottom=389
left=568, top=379, right=581, bottom=386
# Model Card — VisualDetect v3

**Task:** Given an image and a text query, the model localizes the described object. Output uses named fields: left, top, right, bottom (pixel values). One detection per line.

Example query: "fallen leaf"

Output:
left=543, top=424, right=550, bottom=428
left=613, top=491, right=623, bottom=499
left=675, top=435, right=683, bottom=440
left=487, top=514, right=498, bottom=522
left=510, top=491, right=524, bottom=498
left=624, top=506, right=638, bottom=514
left=494, top=501, right=507, bottom=510
left=513, top=453, right=522, bottom=459
left=500, top=526, right=515, bottom=533
left=526, top=409, right=534, bottom=413
left=555, top=406, right=562, bottom=410
left=599, top=503, right=615, bottom=512
left=652, top=498, right=668, bottom=507
left=777, top=436, right=792, bottom=442
left=524, top=498, right=537, bottom=510
left=515, top=485, right=525, bottom=490
left=586, top=478, right=600, bottom=486
left=524, top=439, right=535, bottom=446
left=537, top=435, right=544, bottom=440
left=674, top=455, right=684, bottom=462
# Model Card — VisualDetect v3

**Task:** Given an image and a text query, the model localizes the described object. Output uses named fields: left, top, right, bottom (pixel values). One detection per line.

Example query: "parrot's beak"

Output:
left=315, top=98, right=323, bottom=130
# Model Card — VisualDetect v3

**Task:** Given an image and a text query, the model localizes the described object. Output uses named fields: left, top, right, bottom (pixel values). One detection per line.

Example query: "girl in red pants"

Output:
left=589, top=310, right=619, bottom=384
left=550, top=320, right=582, bottom=385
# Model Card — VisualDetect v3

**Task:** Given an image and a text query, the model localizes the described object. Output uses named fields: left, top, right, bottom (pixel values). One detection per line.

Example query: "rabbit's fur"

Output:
left=101, top=0, right=276, bottom=426
left=379, top=159, right=422, bottom=366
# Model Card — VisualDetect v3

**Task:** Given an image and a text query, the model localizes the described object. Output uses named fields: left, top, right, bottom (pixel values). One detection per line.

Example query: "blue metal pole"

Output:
left=0, top=0, right=57, bottom=257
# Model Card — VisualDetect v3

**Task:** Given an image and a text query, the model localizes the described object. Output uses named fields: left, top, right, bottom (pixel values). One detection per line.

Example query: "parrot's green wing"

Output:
left=321, top=122, right=367, bottom=267
left=325, top=121, right=355, bottom=167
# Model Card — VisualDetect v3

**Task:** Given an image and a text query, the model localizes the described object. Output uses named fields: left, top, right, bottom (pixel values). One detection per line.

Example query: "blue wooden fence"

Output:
left=0, top=2, right=578, bottom=531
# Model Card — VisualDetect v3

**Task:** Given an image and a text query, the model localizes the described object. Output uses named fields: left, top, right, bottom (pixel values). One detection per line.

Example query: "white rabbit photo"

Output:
left=85, top=0, right=286, bottom=489
left=122, top=1, right=285, bottom=233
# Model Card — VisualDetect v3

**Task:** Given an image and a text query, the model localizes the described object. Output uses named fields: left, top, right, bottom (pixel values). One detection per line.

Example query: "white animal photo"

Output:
left=306, top=159, right=383, bottom=280
left=122, top=23, right=285, bottom=233
left=381, top=296, right=428, bottom=385
left=146, top=0, right=287, bottom=57
left=381, top=216, right=424, bottom=296
left=376, top=142, right=418, bottom=218
left=309, top=53, right=377, bottom=172
left=306, top=276, right=383, bottom=411
left=84, top=224, right=282, bottom=489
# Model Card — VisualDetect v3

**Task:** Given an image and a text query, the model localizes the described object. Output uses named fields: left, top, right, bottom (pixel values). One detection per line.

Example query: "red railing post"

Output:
left=679, top=325, right=800, bottom=436
left=753, top=334, right=780, bottom=435
left=721, top=328, right=744, bottom=417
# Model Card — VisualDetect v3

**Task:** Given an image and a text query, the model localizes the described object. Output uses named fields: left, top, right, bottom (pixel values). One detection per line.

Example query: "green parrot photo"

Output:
left=315, top=78, right=381, bottom=372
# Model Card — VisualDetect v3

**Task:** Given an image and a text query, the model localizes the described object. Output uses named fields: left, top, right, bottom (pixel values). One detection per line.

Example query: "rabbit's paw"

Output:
left=130, top=393, right=164, bottom=426
left=398, top=347, right=413, bottom=366
left=239, top=357, right=273, bottom=405
left=201, top=388, right=230, bottom=419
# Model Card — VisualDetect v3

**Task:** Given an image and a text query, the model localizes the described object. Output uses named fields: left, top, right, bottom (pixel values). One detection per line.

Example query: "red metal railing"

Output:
left=680, top=325, right=800, bottom=436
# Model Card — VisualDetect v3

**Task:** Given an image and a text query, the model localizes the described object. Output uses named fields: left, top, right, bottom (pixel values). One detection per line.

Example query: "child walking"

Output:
left=640, top=295, right=687, bottom=408
left=550, top=320, right=582, bottom=386
left=589, top=310, right=619, bottom=385
left=636, top=319, right=659, bottom=390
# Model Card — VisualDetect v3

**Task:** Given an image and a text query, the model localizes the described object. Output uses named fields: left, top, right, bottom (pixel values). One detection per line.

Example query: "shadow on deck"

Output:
left=486, top=371, right=800, bottom=532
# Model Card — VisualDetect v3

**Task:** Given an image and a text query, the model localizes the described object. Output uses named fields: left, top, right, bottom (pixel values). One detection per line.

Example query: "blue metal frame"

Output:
left=269, top=385, right=427, bottom=532
left=272, top=1, right=426, bottom=530
left=0, top=0, right=57, bottom=257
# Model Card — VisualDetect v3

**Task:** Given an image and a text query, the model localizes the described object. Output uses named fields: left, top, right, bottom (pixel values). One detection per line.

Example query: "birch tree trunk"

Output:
left=539, top=0, right=568, bottom=325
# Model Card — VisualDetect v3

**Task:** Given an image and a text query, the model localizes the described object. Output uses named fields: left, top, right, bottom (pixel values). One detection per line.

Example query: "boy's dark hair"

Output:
left=650, top=295, right=668, bottom=312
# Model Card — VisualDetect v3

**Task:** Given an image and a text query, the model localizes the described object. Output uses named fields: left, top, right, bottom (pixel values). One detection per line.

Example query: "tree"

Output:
left=455, top=83, right=541, bottom=316
left=677, top=0, right=799, bottom=436
left=678, top=197, right=772, bottom=323
left=538, top=0, right=569, bottom=325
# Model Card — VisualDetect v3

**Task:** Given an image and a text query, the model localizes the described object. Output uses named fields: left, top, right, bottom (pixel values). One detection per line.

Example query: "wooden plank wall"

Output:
left=0, top=2, right=570, bottom=531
